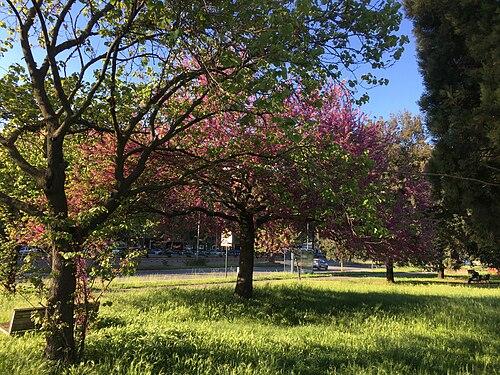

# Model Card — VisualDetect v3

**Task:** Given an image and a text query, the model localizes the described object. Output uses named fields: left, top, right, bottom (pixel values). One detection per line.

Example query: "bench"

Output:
left=467, top=270, right=491, bottom=284
left=0, top=306, right=46, bottom=335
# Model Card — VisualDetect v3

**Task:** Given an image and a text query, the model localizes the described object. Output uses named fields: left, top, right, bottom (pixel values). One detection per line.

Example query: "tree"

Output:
left=361, top=112, right=435, bottom=282
left=144, top=108, right=302, bottom=298
left=313, top=110, right=436, bottom=282
left=151, top=84, right=398, bottom=296
left=0, top=0, right=406, bottom=361
left=405, top=0, right=500, bottom=266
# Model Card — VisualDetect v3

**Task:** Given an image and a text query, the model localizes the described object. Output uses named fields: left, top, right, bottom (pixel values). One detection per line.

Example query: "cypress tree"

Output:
left=405, top=0, right=500, bottom=266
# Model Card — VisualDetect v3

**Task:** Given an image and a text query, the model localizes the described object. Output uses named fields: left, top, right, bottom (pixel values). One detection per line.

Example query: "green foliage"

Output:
left=386, top=111, right=431, bottom=171
left=316, top=237, right=350, bottom=261
left=0, top=238, right=18, bottom=293
left=1, top=278, right=499, bottom=374
left=405, top=0, right=500, bottom=266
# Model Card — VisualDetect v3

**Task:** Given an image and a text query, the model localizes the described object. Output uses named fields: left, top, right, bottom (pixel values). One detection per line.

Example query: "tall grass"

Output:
left=1, top=277, right=498, bottom=374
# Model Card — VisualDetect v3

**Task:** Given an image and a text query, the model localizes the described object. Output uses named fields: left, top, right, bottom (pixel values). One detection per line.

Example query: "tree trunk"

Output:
left=437, top=262, right=445, bottom=279
left=43, top=133, right=77, bottom=362
left=44, top=239, right=77, bottom=362
left=234, top=213, right=255, bottom=299
left=386, top=260, right=395, bottom=283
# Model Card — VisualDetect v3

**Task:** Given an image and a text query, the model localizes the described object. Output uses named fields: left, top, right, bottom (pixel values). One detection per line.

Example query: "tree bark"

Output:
left=386, top=260, right=395, bottom=283
left=234, top=212, right=255, bottom=299
left=44, top=239, right=77, bottom=362
left=437, top=262, right=445, bottom=279
left=43, top=131, right=78, bottom=362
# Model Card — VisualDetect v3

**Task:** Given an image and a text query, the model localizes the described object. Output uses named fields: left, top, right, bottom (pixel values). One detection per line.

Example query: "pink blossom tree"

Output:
left=147, top=84, right=392, bottom=297
left=316, top=111, right=436, bottom=282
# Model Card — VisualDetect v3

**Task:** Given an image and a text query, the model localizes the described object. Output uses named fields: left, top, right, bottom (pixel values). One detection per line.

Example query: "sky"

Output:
left=357, top=18, right=424, bottom=121
left=0, top=15, right=423, bottom=122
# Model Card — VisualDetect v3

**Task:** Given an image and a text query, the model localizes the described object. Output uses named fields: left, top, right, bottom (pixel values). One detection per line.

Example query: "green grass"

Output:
left=1, top=276, right=499, bottom=374
left=105, top=272, right=295, bottom=290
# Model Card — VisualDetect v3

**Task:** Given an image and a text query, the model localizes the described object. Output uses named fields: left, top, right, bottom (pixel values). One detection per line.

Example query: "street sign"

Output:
left=221, top=231, right=232, bottom=247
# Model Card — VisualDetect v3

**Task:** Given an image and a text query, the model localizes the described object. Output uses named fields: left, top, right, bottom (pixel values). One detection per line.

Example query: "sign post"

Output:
left=221, top=231, right=232, bottom=278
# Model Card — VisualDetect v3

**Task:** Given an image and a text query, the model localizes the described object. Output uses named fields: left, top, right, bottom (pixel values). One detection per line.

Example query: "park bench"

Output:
left=0, top=306, right=46, bottom=335
left=467, top=270, right=491, bottom=284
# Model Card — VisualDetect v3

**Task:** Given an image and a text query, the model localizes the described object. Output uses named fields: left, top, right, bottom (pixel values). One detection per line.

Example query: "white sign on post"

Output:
left=221, top=231, right=232, bottom=247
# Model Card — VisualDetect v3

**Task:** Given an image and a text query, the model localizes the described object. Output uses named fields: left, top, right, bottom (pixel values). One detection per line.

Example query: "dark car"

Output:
left=313, top=258, right=328, bottom=271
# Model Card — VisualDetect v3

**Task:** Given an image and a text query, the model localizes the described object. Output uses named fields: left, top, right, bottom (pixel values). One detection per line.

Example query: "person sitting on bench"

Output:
left=468, top=270, right=481, bottom=283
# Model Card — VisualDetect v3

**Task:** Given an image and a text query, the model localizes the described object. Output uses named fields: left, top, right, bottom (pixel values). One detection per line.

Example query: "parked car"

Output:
left=184, top=250, right=194, bottom=257
left=111, top=246, right=127, bottom=256
left=208, top=249, right=223, bottom=257
left=19, top=246, right=42, bottom=256
left=313, top=258, right=328, bottom=271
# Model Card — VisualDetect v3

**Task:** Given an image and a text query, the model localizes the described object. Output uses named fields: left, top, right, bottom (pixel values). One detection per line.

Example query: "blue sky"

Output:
left=1, top=16, right=422, bottom=122
left=358, top=18, right=424, bottom=121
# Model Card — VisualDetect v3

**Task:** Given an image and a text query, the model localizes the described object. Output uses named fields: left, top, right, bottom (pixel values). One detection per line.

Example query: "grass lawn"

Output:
left=0, top=275, right=499, bottom=374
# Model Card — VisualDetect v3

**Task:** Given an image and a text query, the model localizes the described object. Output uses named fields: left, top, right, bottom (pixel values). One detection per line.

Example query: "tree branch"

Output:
left=0, top=136, right=45, bottom=186
left=397, top=170, right=500, bottom=188
left=0, top=191, right=45, bottom=218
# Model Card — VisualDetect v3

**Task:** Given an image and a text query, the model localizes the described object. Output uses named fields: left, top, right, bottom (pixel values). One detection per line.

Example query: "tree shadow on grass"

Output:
left=114, top=283, right=500, bottom=331
left=87, top=283, right=499, bottom=374
left=333, top=270, right=470, bottom=282
left=85, top=311, right=497, bottom=375
left=336, top=271, right=500, bottom=288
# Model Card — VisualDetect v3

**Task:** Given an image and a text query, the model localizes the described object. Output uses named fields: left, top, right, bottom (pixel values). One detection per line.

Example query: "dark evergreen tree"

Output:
left=405, top=0, right=500, bottom=266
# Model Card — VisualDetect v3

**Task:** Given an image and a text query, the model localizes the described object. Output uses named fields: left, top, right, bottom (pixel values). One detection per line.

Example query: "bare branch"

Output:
left=31, top=0, right=74, bottom=116
left=396, top=170, right=500, bottom=188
